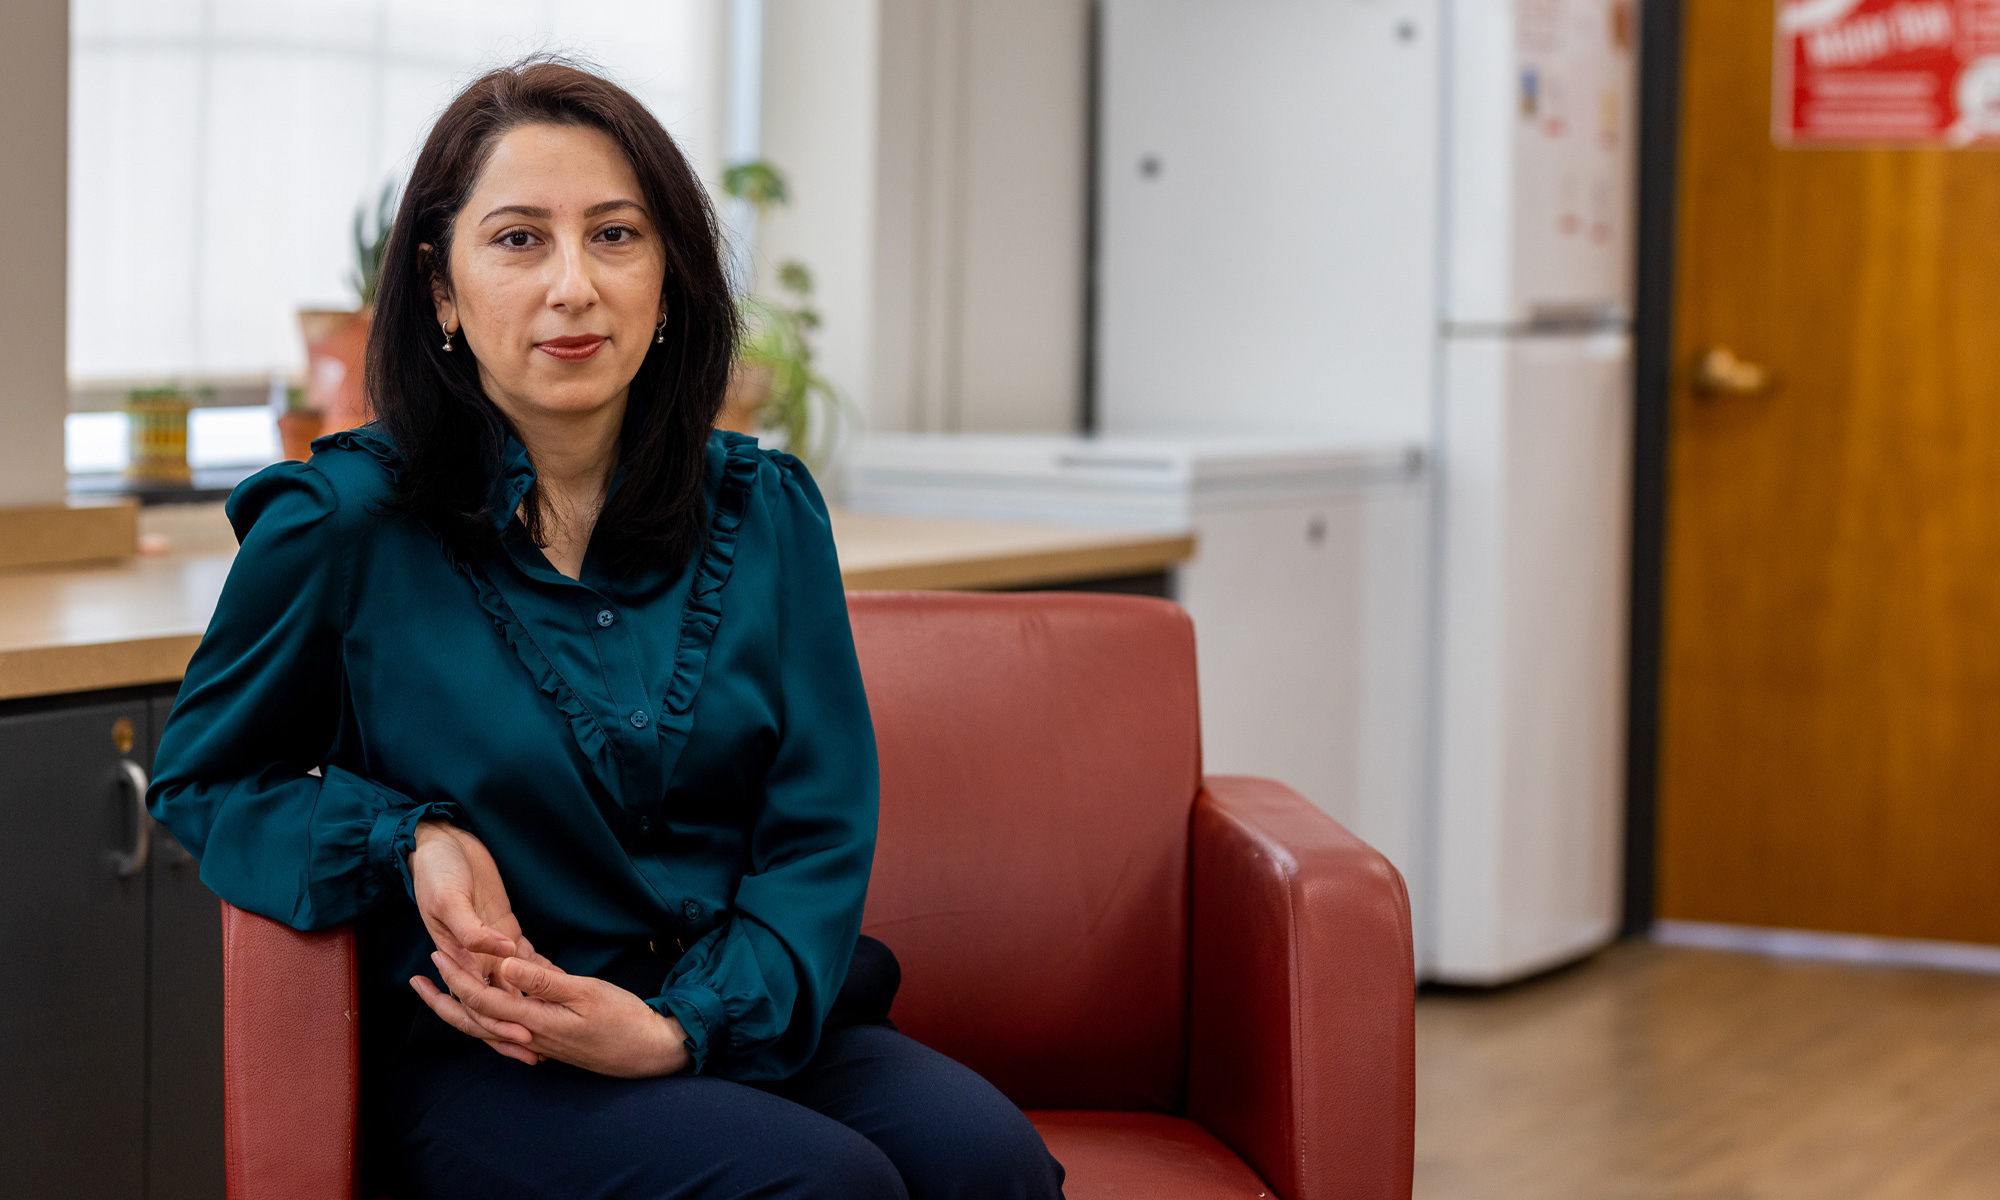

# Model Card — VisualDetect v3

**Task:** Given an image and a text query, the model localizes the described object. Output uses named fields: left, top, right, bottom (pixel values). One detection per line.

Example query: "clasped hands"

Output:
left=407, top=817, right=691, bottom=1077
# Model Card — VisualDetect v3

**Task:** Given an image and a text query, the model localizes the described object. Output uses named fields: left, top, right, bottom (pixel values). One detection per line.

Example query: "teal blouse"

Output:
left=147, top=424, right=879, bottom=1081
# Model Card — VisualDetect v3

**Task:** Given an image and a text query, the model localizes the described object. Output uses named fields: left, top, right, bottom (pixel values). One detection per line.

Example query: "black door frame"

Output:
left=1623, top=0, right=1683, bottom=935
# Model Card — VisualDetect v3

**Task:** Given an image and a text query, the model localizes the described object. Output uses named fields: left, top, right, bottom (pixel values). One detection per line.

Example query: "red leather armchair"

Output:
left=221, top=591, right=1414, bottom=1199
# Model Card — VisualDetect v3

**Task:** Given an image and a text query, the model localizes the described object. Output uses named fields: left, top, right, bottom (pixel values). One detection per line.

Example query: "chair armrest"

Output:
left=1186, top=776, right=1414, bottom=1200
left=220, top=903, right=359, bottom=1200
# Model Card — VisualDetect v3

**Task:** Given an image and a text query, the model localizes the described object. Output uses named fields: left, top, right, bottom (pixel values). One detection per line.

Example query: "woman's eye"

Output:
left=601, top=226, right=638, bottom=244
left=499, top=230, right=537, bottom=248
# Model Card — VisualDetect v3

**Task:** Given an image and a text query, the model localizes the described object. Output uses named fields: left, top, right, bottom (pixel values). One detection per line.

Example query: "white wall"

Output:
left=2, top=0, right=69, bottom=507
left=760, top=0, right=1091, bottom=440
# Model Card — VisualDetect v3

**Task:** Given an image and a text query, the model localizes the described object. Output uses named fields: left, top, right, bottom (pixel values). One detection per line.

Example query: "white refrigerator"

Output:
left=1096, top=0, right=1637, bottom=983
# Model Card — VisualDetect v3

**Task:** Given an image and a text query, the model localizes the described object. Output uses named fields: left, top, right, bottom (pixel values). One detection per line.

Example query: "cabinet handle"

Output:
left=111, top=758, right=151, bottom=878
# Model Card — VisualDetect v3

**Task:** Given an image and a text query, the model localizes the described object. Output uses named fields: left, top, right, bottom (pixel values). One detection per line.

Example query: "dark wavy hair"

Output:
left=366, top=57, right=736, bottom=578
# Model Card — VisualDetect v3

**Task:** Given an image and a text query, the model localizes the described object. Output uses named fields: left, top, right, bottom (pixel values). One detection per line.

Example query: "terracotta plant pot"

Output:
left=277, top=411, right=326, bottom=462
left=719, top=362, right=772, bottom=434
left=298, top=308, right=373, bottom=435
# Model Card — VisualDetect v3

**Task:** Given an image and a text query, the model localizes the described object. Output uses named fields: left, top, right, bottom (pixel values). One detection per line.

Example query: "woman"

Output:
left=149, top=59, right=1065, bottom=1200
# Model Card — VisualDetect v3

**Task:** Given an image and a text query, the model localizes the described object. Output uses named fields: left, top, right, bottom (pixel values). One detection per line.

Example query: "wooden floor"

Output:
left=1416, top=940, right=2000, bottom=1199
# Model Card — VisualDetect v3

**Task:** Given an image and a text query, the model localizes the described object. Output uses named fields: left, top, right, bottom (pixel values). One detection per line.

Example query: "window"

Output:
left=69, top=0, right=722, bottom=389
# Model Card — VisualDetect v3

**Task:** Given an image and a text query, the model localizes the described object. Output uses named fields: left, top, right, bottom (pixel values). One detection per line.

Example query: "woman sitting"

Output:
left=149, top=57, right=1065, bottom=1200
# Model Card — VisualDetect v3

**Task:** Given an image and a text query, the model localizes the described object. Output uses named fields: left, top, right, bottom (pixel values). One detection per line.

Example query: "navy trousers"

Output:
left=375, top=1019, right=1067, bottom=1199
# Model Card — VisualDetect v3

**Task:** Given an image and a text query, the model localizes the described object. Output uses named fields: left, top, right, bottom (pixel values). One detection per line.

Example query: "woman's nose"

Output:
left=547, top=238, right=598, bottom=311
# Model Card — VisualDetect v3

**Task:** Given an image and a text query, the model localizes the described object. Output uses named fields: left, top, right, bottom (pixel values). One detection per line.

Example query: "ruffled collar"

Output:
left=489, top=434, right=538, bottom=531
left=310, top=421, right=400, bottom=469
left=456, top=429, right=760, bottom=815
left=311, top=421, right=543, bottom=534
left=315, top=420, right=651, bottom=564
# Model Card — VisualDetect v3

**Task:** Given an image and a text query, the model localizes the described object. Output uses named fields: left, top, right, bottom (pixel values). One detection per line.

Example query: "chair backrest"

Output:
left=847, top=591, right=1202, bottom=1112
left=220, top=902, right=359, bottom=1200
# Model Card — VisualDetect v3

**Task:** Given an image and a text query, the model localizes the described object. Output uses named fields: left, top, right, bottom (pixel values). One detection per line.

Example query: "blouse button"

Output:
left=637, top=816, right=654, bottom=837
left=596, top=608, right=616, bottom=628
left=683, top=899, right=701, bottom=922
left=630, top=709, right=650, bottom=729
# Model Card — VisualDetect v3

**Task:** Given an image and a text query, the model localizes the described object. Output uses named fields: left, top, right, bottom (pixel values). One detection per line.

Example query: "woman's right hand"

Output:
left=407, top=817, right=547, bottom=1064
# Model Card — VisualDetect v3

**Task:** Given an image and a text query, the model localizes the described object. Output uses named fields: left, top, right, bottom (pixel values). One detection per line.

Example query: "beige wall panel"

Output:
left=953, top=0, right=1089, bottom=434
left=762, top=0, right=1089, bottom=438
left=1, top=0, right=70, bottom=507
left=760, top=0, right=883, bottom=431
left=869, top=0, right=928, bottom=433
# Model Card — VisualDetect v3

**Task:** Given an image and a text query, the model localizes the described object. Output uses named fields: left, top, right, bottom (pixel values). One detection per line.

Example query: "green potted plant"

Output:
left=298, top=180, right=396, bottom=436
left=719, top=160, right=853, bottom=472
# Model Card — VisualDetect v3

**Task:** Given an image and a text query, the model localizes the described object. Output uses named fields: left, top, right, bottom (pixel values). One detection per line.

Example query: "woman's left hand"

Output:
left=414, top=951, right=692, bottom=1078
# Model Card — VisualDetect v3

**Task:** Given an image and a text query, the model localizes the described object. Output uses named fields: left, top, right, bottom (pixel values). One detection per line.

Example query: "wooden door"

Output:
left=1659, top=1, right=2000, bottom=941
left=0, top=699, right=152, bottom=1198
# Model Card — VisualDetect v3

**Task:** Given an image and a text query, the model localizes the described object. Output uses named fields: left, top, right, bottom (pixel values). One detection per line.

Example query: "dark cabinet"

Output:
left=0, top=688, right=221, bottom=1200
left=147, top=693, right=225, bottom=1200
left=0, top=698, right=152, bottom=1198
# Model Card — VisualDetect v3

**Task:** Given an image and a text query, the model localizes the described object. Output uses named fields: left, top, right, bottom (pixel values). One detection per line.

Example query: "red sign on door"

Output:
left=1776, top=0, right=2000, bottom=144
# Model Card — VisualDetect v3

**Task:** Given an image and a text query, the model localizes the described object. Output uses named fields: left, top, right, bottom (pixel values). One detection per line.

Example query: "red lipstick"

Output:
left=536, top=335, right=606, bottom=362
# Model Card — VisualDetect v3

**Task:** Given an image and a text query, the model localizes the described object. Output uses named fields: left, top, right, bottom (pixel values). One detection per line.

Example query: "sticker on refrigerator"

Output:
left=1776, top=0, right=2000, bottom=145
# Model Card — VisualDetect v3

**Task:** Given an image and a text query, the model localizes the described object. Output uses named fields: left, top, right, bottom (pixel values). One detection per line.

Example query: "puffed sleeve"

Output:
left=648, top=452, right=880, bottom=1079
left=147, top=461, right=462, bottom=930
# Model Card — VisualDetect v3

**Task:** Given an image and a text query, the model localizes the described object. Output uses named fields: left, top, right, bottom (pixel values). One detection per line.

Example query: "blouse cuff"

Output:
left=366, top=796, right=467, bottom=904
left=651, top=983, right=727, bottom=1075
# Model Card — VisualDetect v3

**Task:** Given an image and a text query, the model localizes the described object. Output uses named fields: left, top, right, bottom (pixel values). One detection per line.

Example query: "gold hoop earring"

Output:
left=654, top=312, right=667, bottom=345
left=441, top=320, right=455, bottom=352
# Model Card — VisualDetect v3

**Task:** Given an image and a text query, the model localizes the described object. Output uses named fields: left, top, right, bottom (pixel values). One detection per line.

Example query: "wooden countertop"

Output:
left=0, top=506, right=1192, bottom=702
left=828, top=510, right=1192, bottom=590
